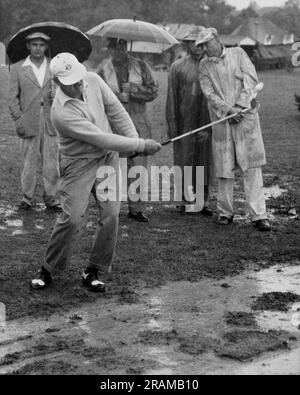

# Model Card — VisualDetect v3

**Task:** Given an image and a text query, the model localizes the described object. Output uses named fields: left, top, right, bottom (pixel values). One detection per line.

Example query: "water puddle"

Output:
left=235, top=347, right=300, bottom=375
left=253, top=265, right=300, bottom=332
left=0, top=263, right=299, bottom=375
left=254, top=265, right=300, bottom=294
left=0, top=208, right=18, bottom=218
left=5, top=219, right=23, bottom=228
left=11, top=230, right=26, bottom=237
left=264, top=185, right=288, bottom=199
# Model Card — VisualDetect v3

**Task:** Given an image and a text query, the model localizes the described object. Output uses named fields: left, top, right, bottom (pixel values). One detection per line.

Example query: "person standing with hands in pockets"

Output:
left=9, top=32, right=61, bottom=212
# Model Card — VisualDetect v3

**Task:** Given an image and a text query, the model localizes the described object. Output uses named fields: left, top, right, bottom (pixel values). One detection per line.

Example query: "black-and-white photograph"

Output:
left=0, top=0, right=299, bottom=377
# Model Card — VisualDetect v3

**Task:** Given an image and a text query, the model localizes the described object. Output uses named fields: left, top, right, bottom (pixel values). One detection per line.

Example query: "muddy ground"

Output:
left=0, top=67, right=300, bottom=375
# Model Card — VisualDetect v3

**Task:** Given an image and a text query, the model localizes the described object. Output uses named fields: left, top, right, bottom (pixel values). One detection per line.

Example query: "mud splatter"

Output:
left=10, top=360, right=77, bottom=375
left=252, top=292, right=300, bottom=312
left=178, top=335, right=218, bottom=356
left=0, top=352, right=22, bottom=367
left=138, top=329, right=179, bottom=346
left=225, top=312, right=257, bottom=328
left=0, top=335, right=85, bottom=367
left=215, top=330, right=289, bottom=362
left=264, top=185, right=287, bottom=199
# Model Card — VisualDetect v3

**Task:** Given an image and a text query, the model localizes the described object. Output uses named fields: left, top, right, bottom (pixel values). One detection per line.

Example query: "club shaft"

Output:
left=170, top=107, right=250, bottom=144
left=129, top=106, right=253, bottom=158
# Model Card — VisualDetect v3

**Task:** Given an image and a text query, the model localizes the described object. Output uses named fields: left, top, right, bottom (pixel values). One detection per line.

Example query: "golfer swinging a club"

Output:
left=196, top=27, right=271, bottom=231
left=31, top=53, right=161, bottom=292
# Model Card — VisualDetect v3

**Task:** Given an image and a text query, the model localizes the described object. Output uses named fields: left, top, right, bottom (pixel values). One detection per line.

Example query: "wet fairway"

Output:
left=0, top=264, right=300, bottom=375
left=0, top=67, right=300, bottom=374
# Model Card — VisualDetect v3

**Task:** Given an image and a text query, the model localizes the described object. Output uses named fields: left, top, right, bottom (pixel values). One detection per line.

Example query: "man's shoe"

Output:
left=46, top=204, right=62, bottom=213
left=19, top=201, right=32, bottom=211
left=218, top=216, right=234, bottom=225
left=254, top=219, right=271, bottom=232
left=82, top=270, right=106, bottom=293
left=128, top=212, right=149, bottom=223
left=200, top=207, right=214, bottom=217
left=31, top=266, right=52, bottom=290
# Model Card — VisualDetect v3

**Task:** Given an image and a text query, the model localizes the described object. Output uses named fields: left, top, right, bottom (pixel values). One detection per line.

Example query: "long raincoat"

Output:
left=98, top=56, right=158, bottom=213
left=98, top=56, right=158, bottom=140
left=199, top=47, right=266, bottom=179
left=166, top=55, right=212, bottom=194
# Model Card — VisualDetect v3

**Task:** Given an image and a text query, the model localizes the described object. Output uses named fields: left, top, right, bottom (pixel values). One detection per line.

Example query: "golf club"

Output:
left=162, top=82, right=264, bottom=146
left=130, top=82, right=264, bottom=157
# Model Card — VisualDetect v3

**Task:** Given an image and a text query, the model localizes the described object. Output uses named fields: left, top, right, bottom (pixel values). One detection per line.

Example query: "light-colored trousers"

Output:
left=127, top=154, right=148, bottom=214
left=217, top=167, right=267, bottom=222
left=44, top=152, right=120, bottom=275
left=20, top=129, right=60, bottom=207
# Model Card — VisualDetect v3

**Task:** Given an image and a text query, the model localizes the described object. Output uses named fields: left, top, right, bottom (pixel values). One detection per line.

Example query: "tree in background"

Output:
left=2, top=0, right=299, bottom=43
left=229, top=6, right=259, bottom=33
left=0, top=0, right=236, bottom=41
left=262, top=0, right=300, bottom=38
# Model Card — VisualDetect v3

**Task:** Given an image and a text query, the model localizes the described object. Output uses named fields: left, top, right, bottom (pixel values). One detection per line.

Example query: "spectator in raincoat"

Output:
left=197, top=28, right=271, bottom=231
left=98, top=38, right=158, bottom=223
left=166, top=26, right=213, bottom=215
left=9, top=32, right=61, bottom=211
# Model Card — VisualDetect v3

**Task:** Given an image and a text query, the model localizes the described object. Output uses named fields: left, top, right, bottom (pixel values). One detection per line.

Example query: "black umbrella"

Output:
left=6, top=21, right=92, bottom=64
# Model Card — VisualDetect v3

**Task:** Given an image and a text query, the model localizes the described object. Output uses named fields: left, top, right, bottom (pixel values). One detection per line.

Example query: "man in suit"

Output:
left=9, top=32, right=61, bottom=211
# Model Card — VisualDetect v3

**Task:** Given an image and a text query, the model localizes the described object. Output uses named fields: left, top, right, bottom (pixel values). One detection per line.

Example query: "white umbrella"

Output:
left=127, top=41, right=174, bottom=54
left=86, top=18, right=178, bottom=45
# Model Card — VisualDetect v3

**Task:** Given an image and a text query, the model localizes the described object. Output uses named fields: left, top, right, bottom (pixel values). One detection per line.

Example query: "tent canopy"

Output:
left=157, top=23, right=199, bottom=41
left=231, top=17, right=293, bottom=46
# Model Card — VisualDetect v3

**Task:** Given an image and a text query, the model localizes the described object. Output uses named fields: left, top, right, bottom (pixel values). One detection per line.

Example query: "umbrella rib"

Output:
left=86, top=19, right=178, bottom=45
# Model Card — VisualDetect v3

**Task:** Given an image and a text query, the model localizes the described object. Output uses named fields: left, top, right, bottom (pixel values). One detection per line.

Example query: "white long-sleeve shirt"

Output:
left=51, top=72, right=145, bottom=159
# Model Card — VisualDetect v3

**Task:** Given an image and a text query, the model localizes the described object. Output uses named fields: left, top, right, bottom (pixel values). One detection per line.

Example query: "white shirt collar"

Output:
left=22, top=55, right=47, bottom=68
left=22, top=56, right=47, bottom=86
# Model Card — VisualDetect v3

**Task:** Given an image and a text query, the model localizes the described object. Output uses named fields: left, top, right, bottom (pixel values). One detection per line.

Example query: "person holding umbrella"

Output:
left=9, top=32, right=61, bottom=211
left=166, top=26, right=213, bottom=215
left=98, top=37, right=158, bottom=223
left=31, top=53, right=161, bottom=292
left=196, top=28, right=271, bottom=231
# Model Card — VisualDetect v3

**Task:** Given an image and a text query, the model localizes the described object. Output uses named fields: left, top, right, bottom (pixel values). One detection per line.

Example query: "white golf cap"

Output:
left=50, top=52, right=87, bottom=85
left=195, top=27, right=218, bottom=46
left=26, top=32, right=51, bottom=42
